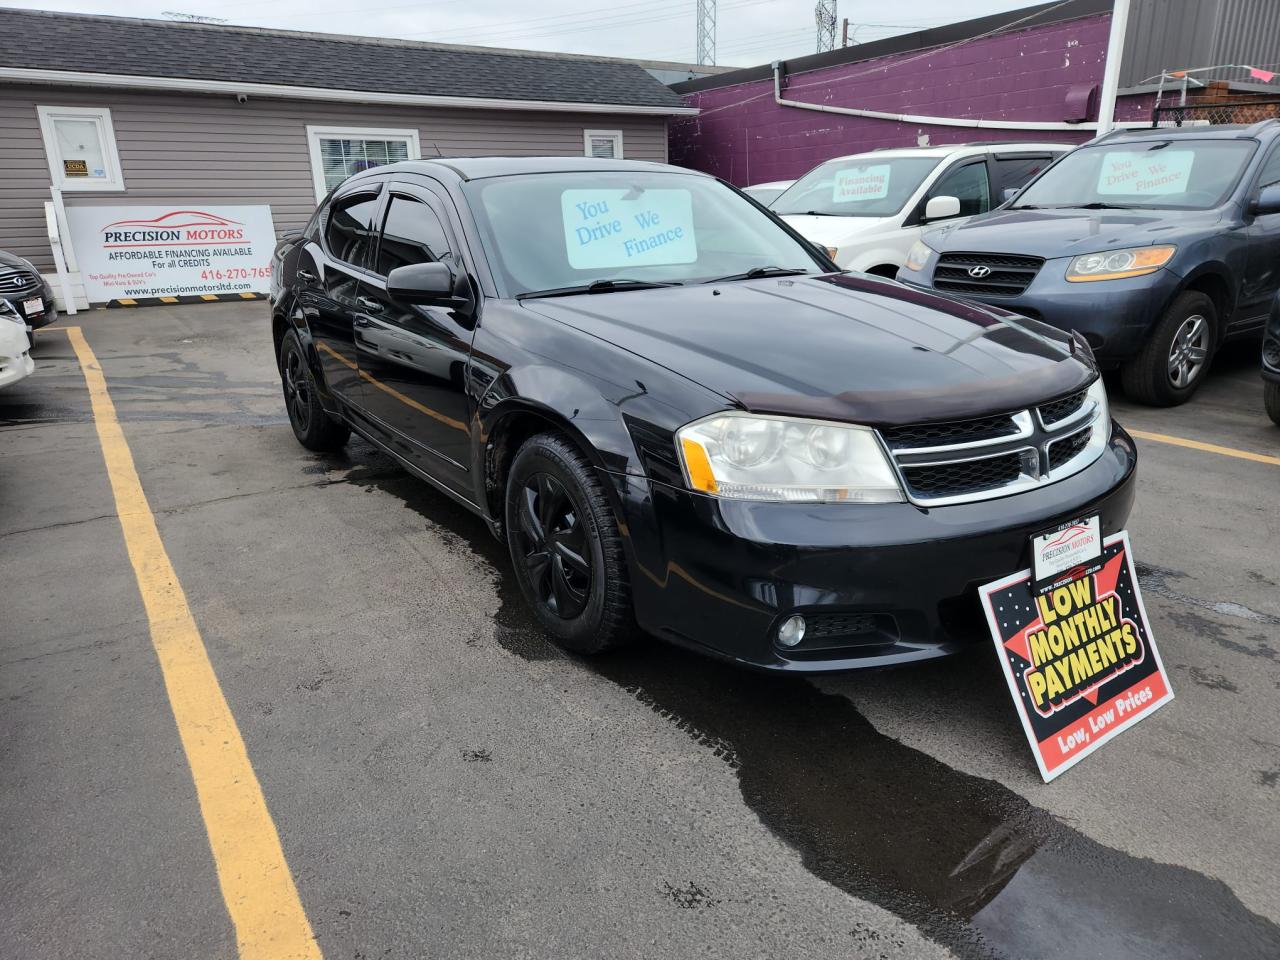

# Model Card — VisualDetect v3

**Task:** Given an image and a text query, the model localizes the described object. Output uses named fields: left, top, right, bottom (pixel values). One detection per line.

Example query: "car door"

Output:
left=1240, top=142, right=1280, bottom=328
left=299, top=185, right=385, bottom=405
left=354, top=181, right=475, bottom=494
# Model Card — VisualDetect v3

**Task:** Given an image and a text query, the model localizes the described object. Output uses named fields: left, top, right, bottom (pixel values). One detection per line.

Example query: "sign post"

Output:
left=980, top=532, right=1174, bottom=782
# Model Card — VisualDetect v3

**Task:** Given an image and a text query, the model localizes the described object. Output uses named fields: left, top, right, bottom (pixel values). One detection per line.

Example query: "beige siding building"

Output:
left=0, top=9, right=696, bottom=308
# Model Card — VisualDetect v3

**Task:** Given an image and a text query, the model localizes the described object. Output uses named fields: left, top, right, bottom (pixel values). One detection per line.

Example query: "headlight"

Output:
left=1087, top=375, right=1109, bottom=426
left=904, top=239, right=933, bottom=272
left=676, top=413, right=904, bottom=503
left=1066, top=245, right=1175, bottom=282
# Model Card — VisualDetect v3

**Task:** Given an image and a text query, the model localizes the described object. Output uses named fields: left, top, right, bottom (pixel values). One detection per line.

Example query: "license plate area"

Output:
left=1031, top=515, right=1101, bottom=589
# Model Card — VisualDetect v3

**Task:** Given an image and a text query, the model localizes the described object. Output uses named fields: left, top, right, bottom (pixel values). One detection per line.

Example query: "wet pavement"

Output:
left=2, top=304, right=1278, bottom=959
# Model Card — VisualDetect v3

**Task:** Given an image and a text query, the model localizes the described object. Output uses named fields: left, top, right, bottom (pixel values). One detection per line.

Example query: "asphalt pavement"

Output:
left=1, top=303, right=1277, bottom=960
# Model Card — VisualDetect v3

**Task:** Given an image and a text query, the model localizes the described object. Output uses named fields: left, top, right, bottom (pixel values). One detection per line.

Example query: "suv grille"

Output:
left=0, top=269, right=40, bottom=297
left=933, top=252, right=1043, bottom=298
left=880, top=411, right=1019, bottom=449
left=878, top=384, right=1106, bottom=506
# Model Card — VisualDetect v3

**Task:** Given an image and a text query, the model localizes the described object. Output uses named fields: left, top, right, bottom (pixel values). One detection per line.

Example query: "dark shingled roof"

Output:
left=0, top=8, right=689, bottom=112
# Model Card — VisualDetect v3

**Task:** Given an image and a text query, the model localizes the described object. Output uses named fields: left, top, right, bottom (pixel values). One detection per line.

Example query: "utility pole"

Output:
left=696, top=0, right=716, bottom=66
left=1096, top=0, right=1131, bottom=133
left=841, top=17, right=850, bottom=47
left=816, top=1, right=837, bottom=53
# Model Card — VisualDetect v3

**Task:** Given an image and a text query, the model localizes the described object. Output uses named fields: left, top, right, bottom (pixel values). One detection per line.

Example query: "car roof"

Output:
left=347, top=156, right=707, bottom=184
left=812, top=141, right=1074, bottom=164
left=1091, top=119, right=1280, bottom=145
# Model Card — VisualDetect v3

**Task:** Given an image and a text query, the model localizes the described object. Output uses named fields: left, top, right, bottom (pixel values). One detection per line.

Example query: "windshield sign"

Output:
left=773, top=155, right=941, bottom=217
left=832, top=164, right=892, bottom=203
left=1097, top=150, right=1196, bottom=196
left=1015, top=139, right=1255, bottom=210
left=465, top=171, right=824, bottom=297
left=562, top=189, right=697, bottom=269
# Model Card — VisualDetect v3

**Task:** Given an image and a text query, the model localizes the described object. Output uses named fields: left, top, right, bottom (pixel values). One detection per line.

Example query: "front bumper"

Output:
left=613, top=423, right=1137, bottom=672
left=896, top=261, right=1182, bottom=361
left=2, top=279, right=59, bottom=331
left=0, top=343, right=35, bottom=389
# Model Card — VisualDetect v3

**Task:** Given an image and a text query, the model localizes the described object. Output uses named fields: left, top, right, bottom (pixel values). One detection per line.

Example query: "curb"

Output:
left=106, top=292, right=266, bottom=308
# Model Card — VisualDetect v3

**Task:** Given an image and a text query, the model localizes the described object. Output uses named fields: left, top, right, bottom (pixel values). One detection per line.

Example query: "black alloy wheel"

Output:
left=505, top=432, right=635, bottom=654
left=279, top=328, right=350, bottom=451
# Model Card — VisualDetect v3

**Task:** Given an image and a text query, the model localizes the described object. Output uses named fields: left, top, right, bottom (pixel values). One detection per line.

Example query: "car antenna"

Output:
left=427, top=141, right=443, bottom=157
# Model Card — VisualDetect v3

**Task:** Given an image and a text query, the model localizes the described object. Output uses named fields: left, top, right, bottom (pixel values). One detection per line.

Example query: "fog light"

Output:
left=777, top=615, right=806, bottom=647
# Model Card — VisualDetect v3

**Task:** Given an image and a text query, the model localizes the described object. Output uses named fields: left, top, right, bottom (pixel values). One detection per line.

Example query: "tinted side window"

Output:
left=1258, top=146, right=1280, bottom=189
left=931, top=162, right=990, bottom=216
left=994, top=155, right=1053, bottom=192
left=376, top=195, right=452, bottom=275
left=324, top=192, right=381, bottom=269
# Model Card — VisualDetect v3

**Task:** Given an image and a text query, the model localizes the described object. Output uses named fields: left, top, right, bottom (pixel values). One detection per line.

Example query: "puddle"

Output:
left=334, top=450, right=1280, bottom=960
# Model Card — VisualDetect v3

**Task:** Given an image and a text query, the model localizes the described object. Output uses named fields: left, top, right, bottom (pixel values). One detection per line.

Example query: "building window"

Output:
left=36, top=106, right=125, bottom=192
left=306, top=126, right=421, bottom=201
left=584, top=130, right=623, bottom=159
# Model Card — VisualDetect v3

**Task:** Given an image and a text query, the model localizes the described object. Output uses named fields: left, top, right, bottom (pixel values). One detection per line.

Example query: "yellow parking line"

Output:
left=65, top=326, right=321, bottom=960
left=1128, top=428, right=1280, bottom=467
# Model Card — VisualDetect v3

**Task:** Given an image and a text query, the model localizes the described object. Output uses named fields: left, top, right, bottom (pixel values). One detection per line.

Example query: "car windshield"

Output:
left=1012, top=139, right=1257, bottom=210
left=463, top=171, right=825, bottom=297
left=771, top=155, right=942, bottom=217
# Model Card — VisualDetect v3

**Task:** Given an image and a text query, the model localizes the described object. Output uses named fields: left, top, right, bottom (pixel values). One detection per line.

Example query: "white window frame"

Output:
left=36, top=105, right=126, bottom=192
left=306, top=125, right=422, bottom=202
left=584, top=129, right=623, bottom=159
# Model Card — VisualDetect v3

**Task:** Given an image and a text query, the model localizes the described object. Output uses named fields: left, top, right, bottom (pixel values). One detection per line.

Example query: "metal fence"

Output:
left=1151, top=98, right=1280, bottom=127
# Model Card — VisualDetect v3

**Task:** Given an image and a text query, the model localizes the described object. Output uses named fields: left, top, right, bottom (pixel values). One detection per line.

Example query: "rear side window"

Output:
left=375, top=194, right=452, bottom=275
left=994, top=155, right=1053, bottom=193
left=930, top=162, right=990, bottom=216
left=324, top=192, right=381, bottom=269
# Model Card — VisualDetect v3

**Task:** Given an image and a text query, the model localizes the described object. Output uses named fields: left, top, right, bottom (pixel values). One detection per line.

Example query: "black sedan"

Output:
left=0, top=249, right=58, bottom=334
left=269, top=157, right=1136, bottom=672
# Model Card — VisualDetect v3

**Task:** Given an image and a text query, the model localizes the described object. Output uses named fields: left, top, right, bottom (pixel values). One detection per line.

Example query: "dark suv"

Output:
left=270, top=157, right=1135, bottom=673
left=897, top=122, right=1280, bottom=405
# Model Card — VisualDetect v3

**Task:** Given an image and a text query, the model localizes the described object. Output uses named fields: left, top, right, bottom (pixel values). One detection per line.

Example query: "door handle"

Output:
left=297, top=269, right=317, bottom=283
left=357, top=296, right=383, bottom=313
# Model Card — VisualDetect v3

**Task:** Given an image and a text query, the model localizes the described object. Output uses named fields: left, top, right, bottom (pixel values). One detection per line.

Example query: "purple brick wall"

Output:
left=670, top=13, right=1148, bottom=185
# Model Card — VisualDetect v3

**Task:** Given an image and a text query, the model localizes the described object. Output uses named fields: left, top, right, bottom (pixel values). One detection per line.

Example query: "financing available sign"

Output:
left=980, top=531, right=1173, bottom=781
left=65, top=205, right=278, bottom=303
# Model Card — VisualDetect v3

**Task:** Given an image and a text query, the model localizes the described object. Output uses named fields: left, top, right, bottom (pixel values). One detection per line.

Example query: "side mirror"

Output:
left=923, top=195, right=962, bottom=221
left=1251, top=183, right=1280, bottom=217
left=1001, top=187, right=1020, bottom=204
left=386, top=261, right=473, bottom=310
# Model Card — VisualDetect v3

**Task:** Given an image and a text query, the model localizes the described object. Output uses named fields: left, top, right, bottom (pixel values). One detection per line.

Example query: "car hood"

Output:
left=779, top=215, right=887, bottom=245
left=520, top=274, right=1094, bottom=426
left=926, top=207, right=1223, bottom=259
left=0, top=249, right=34, bottom=271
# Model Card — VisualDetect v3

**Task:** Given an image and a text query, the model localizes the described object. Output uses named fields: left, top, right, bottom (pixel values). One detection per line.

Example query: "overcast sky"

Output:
left=9, top=0, right=1045, bottom=65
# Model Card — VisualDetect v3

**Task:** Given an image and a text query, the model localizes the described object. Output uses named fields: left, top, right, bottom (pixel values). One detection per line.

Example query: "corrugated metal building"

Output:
left=0, top=8, right=696, bottom=308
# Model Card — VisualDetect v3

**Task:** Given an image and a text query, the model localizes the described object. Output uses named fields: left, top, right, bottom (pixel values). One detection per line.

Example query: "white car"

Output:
left=741, top=179, right=796, bottom=207
left=0, top=304, right=35, bottom=390
left=773, top=142, right=1071, bottom=276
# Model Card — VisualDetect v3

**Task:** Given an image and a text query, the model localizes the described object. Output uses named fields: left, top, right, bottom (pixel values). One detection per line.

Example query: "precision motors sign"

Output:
left=65, top=205, right=278, bottom=303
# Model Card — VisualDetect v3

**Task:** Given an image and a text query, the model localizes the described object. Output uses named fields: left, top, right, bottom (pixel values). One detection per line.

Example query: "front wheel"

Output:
left=505, top=432, right=635, bottom=655
left=279, top=328, right=350, bottom=451
left=1265, top=381, right=1280, bottom=426
left=1120, top=291, right=1217, bottom=406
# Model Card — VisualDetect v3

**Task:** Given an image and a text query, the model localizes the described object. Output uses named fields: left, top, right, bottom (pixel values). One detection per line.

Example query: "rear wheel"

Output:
left=505, top=432, right=635, bottom=654
left=279, top=328, right=349, bottom=451
left=1265, top=381, right=1280, bottom=426
left=1120, top=291, right=1217, bottom=406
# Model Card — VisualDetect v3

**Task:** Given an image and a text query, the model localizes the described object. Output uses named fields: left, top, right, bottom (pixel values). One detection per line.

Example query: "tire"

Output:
left=1120, top=291, right=1217, bottom=406
left=505, top=432, right=635, bottom=654
left=1265, top=381, right=1280, bottom=426
left=279, top=328, right=350, bottom=451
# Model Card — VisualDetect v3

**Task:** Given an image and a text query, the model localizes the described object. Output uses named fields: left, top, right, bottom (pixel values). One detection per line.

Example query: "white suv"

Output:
left=774, top=142, right=1071, bottom=276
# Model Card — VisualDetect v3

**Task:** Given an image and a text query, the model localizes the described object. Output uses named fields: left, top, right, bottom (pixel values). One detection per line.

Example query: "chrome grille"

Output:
left=0, top=269, right=41, bottom=297
left=878, top=384, right=1106, bottom=506
left=933, top=252, right=1043, bottom=298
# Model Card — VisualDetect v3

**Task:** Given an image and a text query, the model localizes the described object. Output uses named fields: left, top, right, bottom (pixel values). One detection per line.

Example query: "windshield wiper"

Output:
left=1040, top=202, right=1136, bottom=210
left=516, top=278, right=682, bottom=300
left=704, top=265, right=811, bottom=284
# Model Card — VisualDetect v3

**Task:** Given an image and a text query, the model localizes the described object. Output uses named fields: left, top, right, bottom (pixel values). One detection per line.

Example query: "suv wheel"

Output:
left=1121, top=291, right=1217, bottom=406
left=280, top=329, right=350, bottom=451
left=1265, top=381, right=1280, bottom=426
left=505, top=432, right=635, bottom=654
